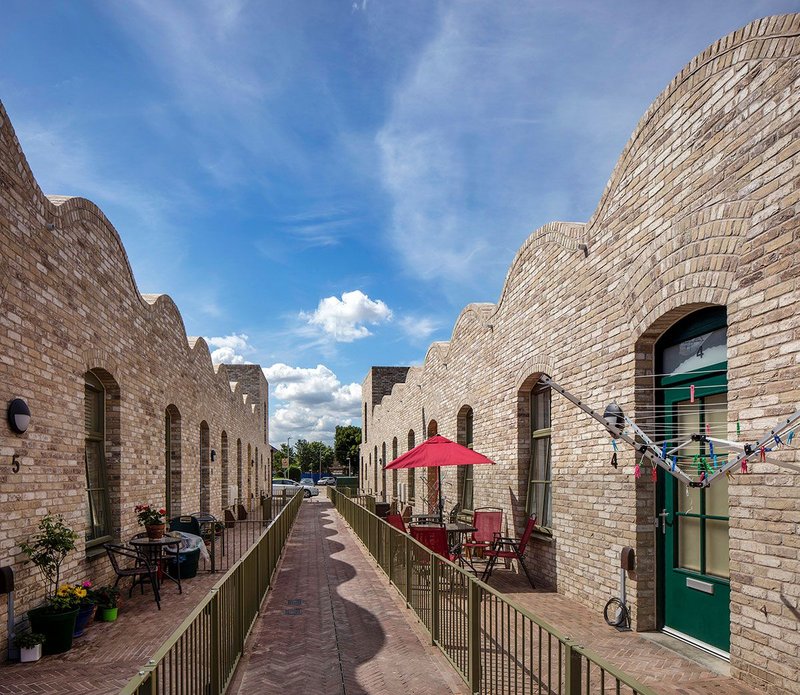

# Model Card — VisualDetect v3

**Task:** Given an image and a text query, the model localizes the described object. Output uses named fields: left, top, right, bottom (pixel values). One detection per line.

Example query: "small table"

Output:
left=130, top=536, right=182, bottom=594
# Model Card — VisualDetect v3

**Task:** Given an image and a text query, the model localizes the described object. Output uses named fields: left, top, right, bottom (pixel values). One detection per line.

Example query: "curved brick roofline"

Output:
left=414, top=13, right=799, bottom=373
left=0, top=100, right=258, bottom=416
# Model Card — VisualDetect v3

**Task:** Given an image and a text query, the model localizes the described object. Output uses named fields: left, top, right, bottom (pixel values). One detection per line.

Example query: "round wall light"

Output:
left=8, top=398, right=31, bottom=434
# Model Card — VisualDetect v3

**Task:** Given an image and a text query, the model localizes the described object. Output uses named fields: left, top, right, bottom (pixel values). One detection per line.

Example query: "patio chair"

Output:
left=385, top=513, right=407, bottom=534
left=481, top=515, right=537, bottom=588
left=410, top=525, right=456, bottom=562
left=462, top=507, right=503, bottom=559
left=448, top=502, right=461, bottom=523
left=236, top=503, right=248, bottom=520
left=104, top=543, right=161, bottom=609
left=224, top=508, right=236, bottom=528
left=401, top=505, right=413, bottom=524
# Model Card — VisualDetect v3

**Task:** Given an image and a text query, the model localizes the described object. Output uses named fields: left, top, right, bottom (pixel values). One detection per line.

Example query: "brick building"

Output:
left=360, top=15, right=800, bottom=693
left=0, top=101, right=270, bottom=656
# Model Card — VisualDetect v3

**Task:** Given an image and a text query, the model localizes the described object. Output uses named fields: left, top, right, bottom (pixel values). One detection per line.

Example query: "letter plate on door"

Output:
left=686, top=577, right=714, bottom=594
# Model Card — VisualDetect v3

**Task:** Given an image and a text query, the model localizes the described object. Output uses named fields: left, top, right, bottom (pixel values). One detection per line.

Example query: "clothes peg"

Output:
left=741, top=459, right=748, bottom=474
left=651, top=465, right=658, bottom=482
left=634, top=462, right=641, bottom=479
left=671, top=455, right=677, bottom=472
left=774, top=433, right=783, bottom=447
left=736, top=420, right=741, bottom=437
left=612, top=439, right=618, bottom=452
left=690, top=385, right=695, bottom=403
left=661, top=442, right=668, bottom=460
left=705, top=422, right=710, bottom=435
left=760, top=446, right=766, bottom=462
left=788, top=430, right=795, bottom=445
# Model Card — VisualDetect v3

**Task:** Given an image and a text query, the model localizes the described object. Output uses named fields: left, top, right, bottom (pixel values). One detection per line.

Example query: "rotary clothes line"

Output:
left=539, top=375, right=800, bottom=489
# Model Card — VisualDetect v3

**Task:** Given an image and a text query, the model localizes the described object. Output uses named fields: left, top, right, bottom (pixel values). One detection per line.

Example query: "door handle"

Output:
left=657, top=509, right=670, bottom=535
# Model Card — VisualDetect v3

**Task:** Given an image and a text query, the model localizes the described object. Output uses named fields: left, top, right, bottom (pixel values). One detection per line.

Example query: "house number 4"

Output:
left=11, top=454, right=19, bottom=473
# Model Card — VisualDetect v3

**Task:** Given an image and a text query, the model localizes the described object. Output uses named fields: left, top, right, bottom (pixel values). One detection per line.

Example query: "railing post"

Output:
left=467, top=578, right=482, bottom=695
left=564, top=640, right=582, bottom=695
left=405, top=535, right=413, bottom=607
left=430, top=554, right=439, bottom=645
left=210, top=590, right=220, bottom=695
left=387, top=525, right=394, bottom=584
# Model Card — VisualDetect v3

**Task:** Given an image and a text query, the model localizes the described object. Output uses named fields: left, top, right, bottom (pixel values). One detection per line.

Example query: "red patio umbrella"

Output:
left=385, top=435, right=496, bottom=520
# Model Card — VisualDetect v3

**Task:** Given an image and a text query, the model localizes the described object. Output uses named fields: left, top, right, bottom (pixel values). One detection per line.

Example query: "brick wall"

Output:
left=0, top=101, right=269, bottom=657
left=359, top=15, right=800, bottom=694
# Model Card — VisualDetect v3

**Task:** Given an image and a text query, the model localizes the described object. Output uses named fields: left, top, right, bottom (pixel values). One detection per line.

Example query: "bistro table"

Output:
left=130, top=535, right=183, bottom=594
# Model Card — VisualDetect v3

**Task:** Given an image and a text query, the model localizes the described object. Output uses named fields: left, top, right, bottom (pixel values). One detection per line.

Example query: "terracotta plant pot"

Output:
left=145, top=523, right=166, bottom=539
left=97, top=606, right=118, bottom=622
left=19, top=644, right=42, bottom=663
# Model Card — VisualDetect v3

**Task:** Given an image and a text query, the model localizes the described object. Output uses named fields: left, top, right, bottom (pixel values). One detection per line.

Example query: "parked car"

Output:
left=300, top=478, right=315, bottom=486
left=272, top=478, right=319, bottom=498
left=316, top=476, right=336, bottom=486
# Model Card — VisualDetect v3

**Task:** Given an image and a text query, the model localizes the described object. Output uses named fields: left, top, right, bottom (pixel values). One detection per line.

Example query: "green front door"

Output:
left=657, top=309, right=730, bottom=653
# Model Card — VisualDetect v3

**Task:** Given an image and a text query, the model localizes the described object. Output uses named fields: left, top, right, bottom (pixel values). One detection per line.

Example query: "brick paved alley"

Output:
left=229, top=499, right=468, bottom=695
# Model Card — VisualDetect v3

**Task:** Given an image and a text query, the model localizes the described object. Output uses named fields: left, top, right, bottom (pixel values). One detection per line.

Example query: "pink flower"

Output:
left=158, top=508, right=167, bottom=516
left=82, top=580, right=92, bottom=589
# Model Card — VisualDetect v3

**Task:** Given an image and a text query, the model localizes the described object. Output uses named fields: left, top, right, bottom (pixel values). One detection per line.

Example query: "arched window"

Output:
left=165, top=405, right=182, bottom=517
left=373, top=445, right=378, bottom=494
left=200, top=421, right=210, bottom=513
left=220, top=431, right=229, bottom=508
left=84, top=369, right=120, bottom=548
left=457, top=406, right=474, bottom=511
left=247, top=443, right=252, bottom=501
left=364, top=402, right=368, bottom=440
left=237, top=438, right=243, bottom=504
left=425, top=421, right=438, bottom=512
left=381, top=442, right=387, bottom=501
left=407, top=430, right=416, bottom=501
left=255, top=446, right=260, bottom=497
left=427, top=419, right=438, bottom=437
left=391, top=437, right=398, bottom=500
left=518, top=379, right=551, bottom=528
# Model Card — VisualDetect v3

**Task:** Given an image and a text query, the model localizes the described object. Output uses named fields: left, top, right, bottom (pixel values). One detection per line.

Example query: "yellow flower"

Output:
left=76, top=588, right=87, bottom=598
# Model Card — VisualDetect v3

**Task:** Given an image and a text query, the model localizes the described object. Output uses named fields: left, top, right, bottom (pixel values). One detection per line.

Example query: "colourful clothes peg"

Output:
left=712, top=454, right=718, bottom=468
left=661, top=442, right=668, bottom=460
left=725, top=469, right=734, bottom=481
left=705, top=422, right=710, bottom=435
left=736, top=421, right=741, bottom=437
left=788, top=430, right=795, bottom=445
left=760, top=446, right=766, bottom=462
left=708, top=441, right=715, bottom=456
left=634, top=462, right=641, bottom=479
left=741, top=459, right=748, bottom=474
left=612, top=439, right=618, bottom=452
left=690, top=385, right=695, bottom=403
left=651, top=465, right=657, bottom=482
left=774, top=433, right=783, bottom=447
left=671, top=455, right=677, bottom=472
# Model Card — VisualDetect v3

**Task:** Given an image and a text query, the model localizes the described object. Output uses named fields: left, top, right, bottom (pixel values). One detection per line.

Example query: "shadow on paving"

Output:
left=231, top=500, right=465, bottom=695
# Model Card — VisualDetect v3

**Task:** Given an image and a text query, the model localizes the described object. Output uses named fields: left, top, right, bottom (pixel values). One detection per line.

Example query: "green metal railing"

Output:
left=330, top=488, right=657, bottom=695
left=120, top=491, right=303, bottom=695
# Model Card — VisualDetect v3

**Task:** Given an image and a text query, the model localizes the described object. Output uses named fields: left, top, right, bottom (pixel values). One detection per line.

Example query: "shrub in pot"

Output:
left=20, top=514, right=79, bottom=654
left=14, top=631, right=45, bottom=663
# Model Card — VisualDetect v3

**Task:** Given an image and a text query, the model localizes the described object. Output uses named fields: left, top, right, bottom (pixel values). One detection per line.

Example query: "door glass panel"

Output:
left=706, top=519, right=730, bottom=578
left=678, top=516, right=701, bottom=572
left=661, top=327, right=726, bottom=375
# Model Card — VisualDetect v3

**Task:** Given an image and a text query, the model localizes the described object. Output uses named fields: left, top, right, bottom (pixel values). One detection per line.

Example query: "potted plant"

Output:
left=70, top=581, right=96, bottom=636
left=14, top=631, right=45, bottom=663
left=20, top=514, right=79, bottom=654
left=92, top=586, right=121, bottom=622
left=135, top=504, right=167, bottom=539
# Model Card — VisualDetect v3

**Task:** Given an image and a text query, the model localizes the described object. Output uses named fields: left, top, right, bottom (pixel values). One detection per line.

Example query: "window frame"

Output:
left=526, top=384, right=552, bottom=532
left=84, top=371, right=113, bottom=550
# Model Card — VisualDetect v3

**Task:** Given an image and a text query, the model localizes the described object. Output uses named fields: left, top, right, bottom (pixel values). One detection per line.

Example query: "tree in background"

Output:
left=334, top=425, right=361, bottom=475
left=287, top=464, right=302, bottom=482
left=294, top=439, right=334, bottom=473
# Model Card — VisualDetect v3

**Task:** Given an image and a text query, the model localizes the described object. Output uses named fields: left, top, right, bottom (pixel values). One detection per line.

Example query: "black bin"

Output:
left=375, top=502, right=391, bottom=518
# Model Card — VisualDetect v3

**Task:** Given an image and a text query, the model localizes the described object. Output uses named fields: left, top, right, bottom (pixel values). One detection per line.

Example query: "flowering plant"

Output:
left=91, top=585, right=120, bottom=609
left=48, top=583, right=90, bottom=611
left=135, top=504, right=167, bottom=527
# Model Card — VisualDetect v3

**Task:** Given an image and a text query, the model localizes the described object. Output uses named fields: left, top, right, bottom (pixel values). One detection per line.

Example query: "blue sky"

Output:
left=1, top=0, right=796, bottom=444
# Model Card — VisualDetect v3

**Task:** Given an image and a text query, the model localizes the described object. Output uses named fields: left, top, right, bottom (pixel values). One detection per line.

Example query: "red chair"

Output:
left=481, top=515, right=537, bottom=588
left=385, top=513, right=407, bottom=534
left=462, top=507, right=503, bottom=558
left=410, top=524, right=456, bottom=562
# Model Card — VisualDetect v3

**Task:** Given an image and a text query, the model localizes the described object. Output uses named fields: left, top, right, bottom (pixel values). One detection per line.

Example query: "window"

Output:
left=457, top=406, right=474, bottom=511
left=407, top=430, right=416, bottom=500
left=526, top=384, right=551, bottom=527
left=85, top=371, right=112, bottom=545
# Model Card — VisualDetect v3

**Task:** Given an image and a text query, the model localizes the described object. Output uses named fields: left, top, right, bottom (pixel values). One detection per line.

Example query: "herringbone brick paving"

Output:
left=229, top=499, right=468, bottom=695
left=0, top=512, right=275, bottom=695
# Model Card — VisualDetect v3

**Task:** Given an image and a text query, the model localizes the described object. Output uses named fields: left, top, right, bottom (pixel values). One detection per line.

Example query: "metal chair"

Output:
left=410, top=525, right=456, bottom=562
left=462, top=507, right=503, bottom=558
left=481, top=515, right=537, bottom=588
left=104, top=543, right=161, bottom=609
left=385, top=513, right=407, bottom=534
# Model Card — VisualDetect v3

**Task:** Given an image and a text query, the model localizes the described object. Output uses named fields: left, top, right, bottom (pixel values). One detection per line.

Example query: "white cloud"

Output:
left=263, top=363, right=361, bottom=444
left=301, top=290, right=392, bottom=342
left=207, top=333, right=255, bottom=365
left=398, top=315, right=441, bottom=341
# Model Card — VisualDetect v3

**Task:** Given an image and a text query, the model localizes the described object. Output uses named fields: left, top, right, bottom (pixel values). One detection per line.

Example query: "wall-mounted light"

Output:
left=7, top=399, right=30, bottom=434
left=211, top=449, right=217, bottom=462
left=603, top=403, right=624, bottom=437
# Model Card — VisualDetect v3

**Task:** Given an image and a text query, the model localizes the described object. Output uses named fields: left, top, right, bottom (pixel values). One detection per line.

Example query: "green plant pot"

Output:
left=97, top=606, right=118, bottom=622
left=28, top=606, right=79, bottom=654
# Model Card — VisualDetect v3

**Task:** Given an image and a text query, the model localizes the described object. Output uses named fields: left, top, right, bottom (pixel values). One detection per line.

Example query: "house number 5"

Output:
left=11, top=454, right=19, bottom=473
